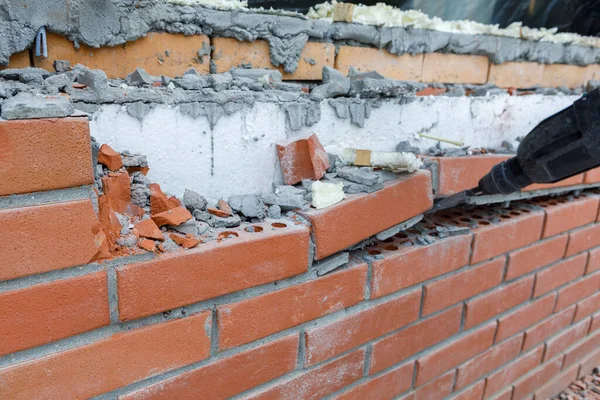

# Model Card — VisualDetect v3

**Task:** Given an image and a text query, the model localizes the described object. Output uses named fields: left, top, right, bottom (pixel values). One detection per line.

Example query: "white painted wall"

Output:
left=90, top=94, right=578, bottom=202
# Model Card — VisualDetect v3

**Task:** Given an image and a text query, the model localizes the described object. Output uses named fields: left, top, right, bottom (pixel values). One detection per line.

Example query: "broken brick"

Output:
left=217, top=199, right=233, bottom=216
left=97, top=144, right=123, bottom=171
left=90, top=222, right=111, bottom=261
left=150, top=183, right=181, bottom=215
left=416, top=87, right=447, bottom=96
left=134, top=219, right=164, bottom=241
left=208, top=207, right=231, bottom=218
left=151, top=206, right=193, bottom=227
left=101, top=171, right=131, bottom=214
left=97, top=195, right=122, bottom=248
left=170, top=233, right=200, bottom=249
left=138, top=239, right=156, bottom=252
left=277, top=134, right=330, bottom=185
left=127, top=166, right=150, bottom=176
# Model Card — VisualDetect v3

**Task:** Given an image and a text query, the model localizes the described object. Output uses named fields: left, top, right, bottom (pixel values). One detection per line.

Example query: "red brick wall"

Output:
left=1, top=117, right=600, bottom=399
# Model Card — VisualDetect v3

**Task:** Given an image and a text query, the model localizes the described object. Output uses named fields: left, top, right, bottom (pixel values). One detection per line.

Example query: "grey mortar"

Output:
left=0, top=92, right=74, bottom=120
left=312, top=252, right=349, bottom=276
left=1, top=1, right=599, bottom=71
left=126, top=102, right=152, bottom=121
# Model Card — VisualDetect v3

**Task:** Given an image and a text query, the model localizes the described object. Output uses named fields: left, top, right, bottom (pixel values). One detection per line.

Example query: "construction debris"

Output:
left=311, top=181, right=345, bottom=209
left=98, top=144, right=124, bottom=171
left=340, top=148, right=423, bottom=173
left=277, top=134, right=330, bottom=185
left=0, top=93, right=74, bottom=120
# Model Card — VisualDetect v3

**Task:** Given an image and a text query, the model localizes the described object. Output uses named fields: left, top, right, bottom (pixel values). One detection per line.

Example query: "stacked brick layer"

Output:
left=4, top=32, right=599, bottom=89
left=3, top=118, right=600, bottom=399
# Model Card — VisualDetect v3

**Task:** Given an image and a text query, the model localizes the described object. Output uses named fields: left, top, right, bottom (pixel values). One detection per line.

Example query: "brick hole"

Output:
left=500, top=215, right=511, bottom=219
left=521, top=209, right=531, bottom=213
left=459, top=217, right=472, bottom=223
left=384, top=245, right=399, bottom=251
left=218, top=231, right=239, bottom=240
left=510, top=211, right=521, bottom=216
left=397, top=239, right=411, bottom=245
left=548, top=201, right=558, bottom=206
left=271, top=223, right=287, bottom=228
left=382, top=237, right=396, bottom=243
left=473, top=215, right=484, bottom=219
left=479, top=221, right=490, bottom=225
left=407, top=228, right=420, bottom=234
left=244, top=226, right=264, bottom=233
left=451, top=211, right=463, bottom=216
left=429, top=232, right=439, bottom=237
left=395, top=232, right=408, bottom=239
left=368, top=249, right=381, bottom=255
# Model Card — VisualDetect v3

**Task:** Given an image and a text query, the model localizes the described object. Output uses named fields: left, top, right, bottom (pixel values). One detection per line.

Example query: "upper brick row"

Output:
left=2, top=33, right=599, bottom=88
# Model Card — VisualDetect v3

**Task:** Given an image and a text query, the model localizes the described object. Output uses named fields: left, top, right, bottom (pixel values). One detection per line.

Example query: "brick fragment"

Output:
left=421, top=53, right=489, bottom=84
left=484, top=345, right=544, bottom=398
left=513, top=358, right=563, bottom=399
left=34, top=32, right=211, bottom=78
left=487, top=62, right=545, bottom=88
left=540, top=64, right=588, bottom=88
left=456, top=334, right=523, bottom=390
left=212, top=38, right=335, bottom=80
left=416, top=86, right=447, bottom=96
left=170, top=233, right=200, bottom=249
left=422, top=257, right=504, bottom=316
left=138, top=239, right=156, bottom=252
left=218, top=265, right=366, bottom=350
left=335, top=46, right=423, bottom=81
left=522, top=306, right=576, bottom=350
left=305, top=289, right=421, bottom=366
left=415, top=322, right=496, bottom=385
left=414, top=370, right=454, bottom=400
left=533, top=253, right=587, bottom=297
left=98, top=143, right=123, bottom=171
left=506, top=234, right=568, bottom=280
left=0, top=200, right=103, bottom=280
left=464, top=276, right=534, bottom=329
left=0, top=272, right=109, bottom=356
left=555, top=272, right=600, bottom=311
left=277, top=134, right=329, bottom=185
left=544, top=318, right=591, bottom=361
left=134, top=219, right=163, bottom=241
left=533, top=364, right=579, bottom=400
left=117, top=223, right=309, bottom=320
left=496, top=293, right=557, bottom=342
left=0, top=117, right=93, bottom=196
left=300, top=170, right=433, bottom=260
left=371, top=235, right=471, bottom=298
left=149, top=183, right=181, bottom=215
left=248, top=349, right=365, bottom=400
left=471, top=209, right=544, bottom=264
left=332, top=362, right=413, bottom=400
left=566, top=224, right=600, bottom=257
left=98, top=194, right=123, bottom=248
left=151, top=206, right=193, bottom=227
left=369, top=305, right=462, bottom=374
left=0, top=313, right=211, bottom=399
left=102, top=171, right=132, bottom=214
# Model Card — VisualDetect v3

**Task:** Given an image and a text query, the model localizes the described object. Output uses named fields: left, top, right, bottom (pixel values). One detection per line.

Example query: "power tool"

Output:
left=432, top=88, right=600, bottom=212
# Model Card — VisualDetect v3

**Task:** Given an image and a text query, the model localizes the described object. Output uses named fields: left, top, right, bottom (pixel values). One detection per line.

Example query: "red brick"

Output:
left=592, top=312, right=600, bottom=332
left=579, top=348, right=600, bottom=377
left=542, top=196, right=600, bottom=238
left=0, top=272, right=109, bottom=356
left=487, top=387, right=513, bottom=400
left=0, top=200, right=104, bottom=280
left=248, top=349, right=365, bottom=400
left=371, top=235, right=471, bottom=298
left=415, top=322, right=496, bottom=385
left=299, top=171, right=433, bottom=260
left=506, top=235, right=568, bottom=280
left=555, top=272, right=600, bottom=311
left=422, top=257, right=505, bottom=316
left=369, top=305, right=462, bottom=374
left=218, top=265, right=366, bottom=350
left=540, top=64, right=587, bottom=88
left=0, top=312, right=211, bottom=399
left=563, top=330, right=600, bottom=367
left=465, top=276, right=534, bottom=329
left=276, top=134, right=329, bottom=185
left=421, top=53, right=489, bottom=84
left=587, top=247, right=600, bottom=274
left=448, top=380, right=485, bottom=400
left=332, top=362, right=414, bottom=400
left=524, top=174, right=584, bottom=191
left=121, top=334, right=298, bottom=400
left=487, top=62, right=545, bottom=88
left=566, top=224, right=600, bottom=257
left=496, top=293, right=557, bottom=342
left=574, top=291, right=600, bottom=322
left=484, top=346, right=544, bottom=398
left=533, top=364, right=579, bottom=400
left=430, top=155, right=509, bottom=196
left=584, top=167, right=600, bottom=184
left=455, top=334, right=523, bottom=390
left=117, top=222, right=309, bottom=320
left=544, top=318, right=591, bottom=361
left=0, top=117, right=93, bottom=196
left=448, top=381, right=486, bottom=400
left=513, top=358, right=563, bottom=400
left=533, top=254, right=587, bottom=297
left=414, top=370, right=455, bottom=400
left=522, top=306, right=576, bottom=350
left=335, top=46, right=423, bottom=81
left=471, top=210, right=544, bottom=264
left=305, top=289, right=421, bottom=366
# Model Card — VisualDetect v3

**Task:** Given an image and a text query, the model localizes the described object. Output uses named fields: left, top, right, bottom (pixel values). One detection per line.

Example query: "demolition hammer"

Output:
left=432, top=88, right=600, bottom=212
